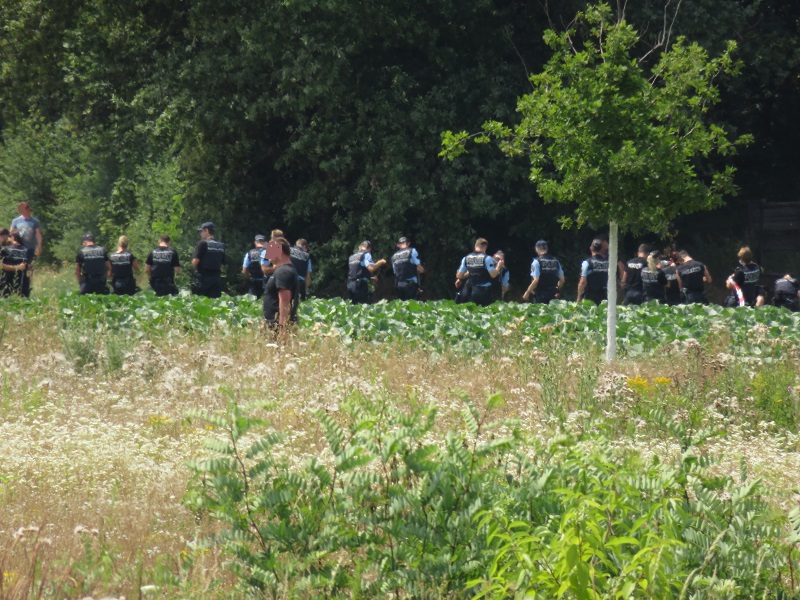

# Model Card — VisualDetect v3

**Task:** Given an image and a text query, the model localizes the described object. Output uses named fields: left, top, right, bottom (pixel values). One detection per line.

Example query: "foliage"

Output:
left=442, top=2, right=751, bottom=235
left=4, top=294, right=800, bottom=358
left=186, top=392, right=517, bottom=598
left=3, top=1, right=794, bottom=294
left=187, top=394, right=795, bottom=598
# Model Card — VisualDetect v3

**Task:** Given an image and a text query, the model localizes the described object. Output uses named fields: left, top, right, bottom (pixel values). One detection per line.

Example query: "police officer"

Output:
left=145, top=234, right=181, bottom=296
left=725, top=246, right=764, bottom=308
left=347, top=241, right=386, bottom=304
left=391, top=236, right=424, bottom=301
left=662, top=252, right=682, bottom=306
left=242, top=234, right=267, bottom=298
left=260, top=229, right=285, bottom=279
left=75, top=233, right=111, bottom=295
left=1, top=232, right=30, bottom=297
left=290, top=238, right=312, bottom=300
left=774, top=275, right=800, bottom=311
left=523, top=240, right=565, bottom=304
left=676, top=250, right=712, bottom=304
left=621, top=244, right=650, bottom=305
left=641, top=251, right=668, bottom=303
left=492, top=251, right=510, bottom=301
left=192, top=222, right=226, bottom=298
left=577, top=239, right=608, bottom=304
left=110, top=236, right=140, bottom=296
left=455, top=238, right=504, bottom=307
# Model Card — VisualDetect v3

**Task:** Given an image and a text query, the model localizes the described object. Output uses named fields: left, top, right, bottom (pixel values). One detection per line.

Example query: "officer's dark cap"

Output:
left=397, top=236, right=409, bottom=245
left=82, top=233, right=95, bottom=242
left=254, top=234, right=266, bottom=242
left=197, top=221, right=216, bottom=232
left=535, top=240, right=548, bottom=249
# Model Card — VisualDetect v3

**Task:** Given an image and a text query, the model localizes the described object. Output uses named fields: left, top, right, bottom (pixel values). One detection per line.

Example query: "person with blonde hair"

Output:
left=725, top=246, right=764, bottom=307
left=110, top=235, right=140, bottom=295
left=640, top=251, right=668, bottom=303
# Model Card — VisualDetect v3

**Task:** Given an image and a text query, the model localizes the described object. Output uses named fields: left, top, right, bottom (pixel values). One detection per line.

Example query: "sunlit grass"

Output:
left=1, top=295, right=799, bottom=597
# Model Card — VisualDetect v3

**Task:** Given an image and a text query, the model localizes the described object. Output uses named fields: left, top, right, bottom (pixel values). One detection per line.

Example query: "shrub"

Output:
left=187, top=395, right=796, bottom=599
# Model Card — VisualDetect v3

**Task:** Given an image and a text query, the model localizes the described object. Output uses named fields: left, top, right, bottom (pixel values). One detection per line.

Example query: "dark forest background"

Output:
left=1, top=0, right=798, bottom=300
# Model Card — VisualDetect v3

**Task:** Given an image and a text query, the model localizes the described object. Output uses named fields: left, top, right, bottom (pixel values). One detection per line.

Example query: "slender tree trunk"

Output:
left=606, top=221, right=618, bottom=361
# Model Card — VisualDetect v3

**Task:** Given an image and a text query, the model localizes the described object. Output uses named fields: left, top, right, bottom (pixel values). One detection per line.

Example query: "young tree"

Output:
left=441, top=2, right=750, bottom=360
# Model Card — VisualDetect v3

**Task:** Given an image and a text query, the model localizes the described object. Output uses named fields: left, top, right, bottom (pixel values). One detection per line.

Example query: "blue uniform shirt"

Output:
left=500, top=268, right=509, bottom=288
left=580, top=260, right=592, bottom=277
left=300, top=259, right=313, bottom=281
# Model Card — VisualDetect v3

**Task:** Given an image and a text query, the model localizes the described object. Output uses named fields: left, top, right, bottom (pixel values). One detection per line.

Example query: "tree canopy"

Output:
left=1, top=0, right=798, bottom=295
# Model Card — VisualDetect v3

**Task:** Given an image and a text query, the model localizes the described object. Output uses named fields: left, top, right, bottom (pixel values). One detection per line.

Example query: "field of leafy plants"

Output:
left=3, top=293, right=800, bottom=355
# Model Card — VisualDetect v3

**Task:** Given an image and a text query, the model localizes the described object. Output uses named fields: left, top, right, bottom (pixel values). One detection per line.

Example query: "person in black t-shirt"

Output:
left=640, top=251, right=668, bottom=303
left=110, top=236, right=140, bottom=296
left=1, top=232, right=30, bottom=297
left=661, top=252, right=682, bottom=306
left=725, top=246, right=764, bottom=308
left=192, top=222, right=226, bottom=298
left=676, top=250, right=712, bottom=304
left=145, top=235, right=181, bottom=296
left=621, top=244, right=650, bottom=305
left=75, top=234, right=111, bottom=295
left=262, top=237, right=299, bottom=332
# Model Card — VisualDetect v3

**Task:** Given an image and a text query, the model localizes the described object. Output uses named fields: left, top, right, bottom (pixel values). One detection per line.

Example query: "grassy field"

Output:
left=2, top=268, right=800, bottom=598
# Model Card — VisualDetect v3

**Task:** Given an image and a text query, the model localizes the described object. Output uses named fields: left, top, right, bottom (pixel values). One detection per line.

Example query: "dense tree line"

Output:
left=1, top=0, right=798, bottom=297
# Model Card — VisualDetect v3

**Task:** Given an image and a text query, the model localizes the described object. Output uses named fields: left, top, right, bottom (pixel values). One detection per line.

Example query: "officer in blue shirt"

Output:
left=455, top=238, right=504, bottom=307
left=347, top=241, right=386, bottom=304
left=523, top=240, right=565, bottom=304
left=391, top=236, right=424, bottom=300
left=242, top=234, right=267, bottom=298
left=577, top=239, right=609, bottom=304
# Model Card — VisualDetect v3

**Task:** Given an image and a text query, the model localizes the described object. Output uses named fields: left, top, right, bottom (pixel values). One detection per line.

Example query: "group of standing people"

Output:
left=5, top=200, right=800, bottom=316
left=342, top=233, right=800, bottom=311
left=0, top=202, right=42, bottom=297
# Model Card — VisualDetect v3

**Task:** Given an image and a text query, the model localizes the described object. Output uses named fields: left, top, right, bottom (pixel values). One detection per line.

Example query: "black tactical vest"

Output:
left=775, top=277, right=798, bottom=299
left=198, top=239, right=225, bottom=272
left=290, top=246, right=310, bottom=278
left=80, top=246, right=108, bottom=277
left=662, top=265, right=680, bottom=303
left=110, top=251, right=134, bottom=279
left=348, top=251, right=369, bottom=281
left=150, top=248, right=177, bottom=279
left=3, top=245, right=27, bottom=266
left=641, top=266, right=666, bottom=301
left=536, top=254, right=561, bottom=292
left=247, top=248, right=263, bottom=279
left=465, top=252, right=490, bottom=286
left=585, top=255, right=609, bottom=292
left=392, top=248, right=417, bottom=281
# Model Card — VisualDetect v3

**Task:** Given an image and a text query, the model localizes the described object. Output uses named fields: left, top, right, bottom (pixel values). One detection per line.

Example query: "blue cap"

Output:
left=197, top=221, right=216, bottom=232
